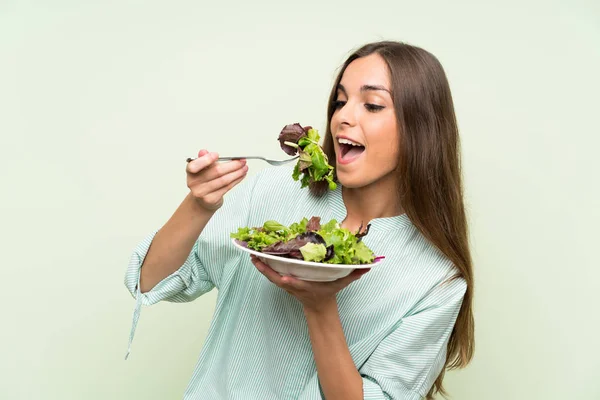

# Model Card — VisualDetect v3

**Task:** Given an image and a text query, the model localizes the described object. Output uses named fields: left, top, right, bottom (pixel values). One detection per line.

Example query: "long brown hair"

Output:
left=311, top=41, right=475, bottom=399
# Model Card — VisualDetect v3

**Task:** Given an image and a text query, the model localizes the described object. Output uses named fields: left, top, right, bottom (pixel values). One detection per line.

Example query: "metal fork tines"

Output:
left=186, top=155, right=298, bottom=166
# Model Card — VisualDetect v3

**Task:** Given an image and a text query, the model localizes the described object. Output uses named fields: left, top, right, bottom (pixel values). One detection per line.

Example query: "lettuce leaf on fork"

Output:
left=277, top=123, right=337, bottom=191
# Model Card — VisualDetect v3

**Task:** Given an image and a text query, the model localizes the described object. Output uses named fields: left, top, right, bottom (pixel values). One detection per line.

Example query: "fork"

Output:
left=186, top=155, right=299, bottom=166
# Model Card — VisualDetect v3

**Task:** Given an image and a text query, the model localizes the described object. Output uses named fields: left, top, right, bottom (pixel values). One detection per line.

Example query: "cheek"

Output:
left=367, top=143, right=399, bottom=174
left=330, top=114, right=340, bottom=133
left=367, top=119, right=400, bottom=163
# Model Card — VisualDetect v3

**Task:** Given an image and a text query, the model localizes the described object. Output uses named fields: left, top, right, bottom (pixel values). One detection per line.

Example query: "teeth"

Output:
left=338, top=138, right=363, bottom=147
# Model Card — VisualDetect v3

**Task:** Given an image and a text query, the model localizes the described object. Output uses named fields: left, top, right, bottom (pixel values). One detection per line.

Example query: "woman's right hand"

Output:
left=186, top=149, right=249, bottom=212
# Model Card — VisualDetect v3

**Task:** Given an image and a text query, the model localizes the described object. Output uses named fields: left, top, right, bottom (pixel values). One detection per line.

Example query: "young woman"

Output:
left=125, top=41, right=474, bottom=400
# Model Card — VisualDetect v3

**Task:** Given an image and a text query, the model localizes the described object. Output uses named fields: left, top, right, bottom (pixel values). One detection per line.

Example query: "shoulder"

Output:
left=402, top=228, right=467, bottom=303
left=365, top=223, right=464, bottom=305
left=372, top=222, right=458, bottom=278
left=408, top=227, right=459, bottom=280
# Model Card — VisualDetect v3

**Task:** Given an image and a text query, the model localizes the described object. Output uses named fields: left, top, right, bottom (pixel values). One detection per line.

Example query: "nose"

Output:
left=335, top=101, right=356, bottom=129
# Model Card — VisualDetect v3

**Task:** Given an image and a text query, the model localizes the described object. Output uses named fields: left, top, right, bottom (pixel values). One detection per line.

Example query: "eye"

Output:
left=365, top=103, right=385, bottom=112
left=333, top=100, right=347, bottom=110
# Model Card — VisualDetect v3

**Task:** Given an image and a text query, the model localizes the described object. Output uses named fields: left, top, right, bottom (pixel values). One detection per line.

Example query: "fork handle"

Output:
left=186, top=156, right=253, bottom=163
left=217, top=157, right=253, bottom=161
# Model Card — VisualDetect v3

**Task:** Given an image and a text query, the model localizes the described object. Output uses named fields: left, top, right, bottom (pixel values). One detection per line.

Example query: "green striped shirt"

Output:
left=124, top=165, right=466, bottom=400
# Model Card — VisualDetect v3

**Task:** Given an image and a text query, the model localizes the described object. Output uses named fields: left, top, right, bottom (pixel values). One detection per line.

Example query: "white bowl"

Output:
left=232, top=238, right=383, bottom=282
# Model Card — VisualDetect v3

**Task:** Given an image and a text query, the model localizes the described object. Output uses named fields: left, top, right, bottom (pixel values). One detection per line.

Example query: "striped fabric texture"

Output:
left=124, top=165, right=466, bottom=400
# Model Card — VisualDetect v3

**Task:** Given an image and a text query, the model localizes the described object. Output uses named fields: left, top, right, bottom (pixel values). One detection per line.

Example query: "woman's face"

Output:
left=330, top=53, right=400, bottom=189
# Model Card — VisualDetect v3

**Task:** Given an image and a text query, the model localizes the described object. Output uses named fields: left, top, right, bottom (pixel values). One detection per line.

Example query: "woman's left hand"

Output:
left=250, top=255, right=370, bottom=313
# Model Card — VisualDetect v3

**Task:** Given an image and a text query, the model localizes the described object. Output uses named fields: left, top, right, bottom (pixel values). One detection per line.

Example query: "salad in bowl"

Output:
left=231, top=216, right=384, bottom=281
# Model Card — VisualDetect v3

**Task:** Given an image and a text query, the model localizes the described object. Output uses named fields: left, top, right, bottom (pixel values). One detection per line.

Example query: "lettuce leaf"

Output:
left=278, top=123, right=336, bottom=191
left=299, top=242, right=327, bottom=262
left=278, top=123, right=307, bottom=156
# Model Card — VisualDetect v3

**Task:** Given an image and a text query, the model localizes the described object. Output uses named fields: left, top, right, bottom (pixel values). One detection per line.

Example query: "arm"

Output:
left=304, top=300, right=363, bottom=400
left=124, top=151, right=253, bottom=359
left=304, top=276, right=467, bottom=400
left=358, top=276, right=467, bottom=399
left=124, top=159, right=260, bottom=304
left=138, top=151, right=247, bottom=293
left=138, top=192, right=215, bottom=292
left=249, top=258, right=367, bottom=399
left=250, top=254, right=467, bottom=399
left=252, top=256, right=467, bottom=400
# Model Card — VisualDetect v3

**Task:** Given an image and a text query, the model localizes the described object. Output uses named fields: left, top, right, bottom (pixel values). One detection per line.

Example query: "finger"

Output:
left=187, top=152, right=219, bottom=174
left=251, top=256, right=309, bottom=292
left=207, top=173, right=247, bottom=200
left=197, top=149, right=209, bottom=157
left=280, top=275, right=310, bottom=291
left=193, top=164, right=248, bottom=196
left=200, top=159, right=247, bottom=182
left=251, top=255, right=285, bottom=286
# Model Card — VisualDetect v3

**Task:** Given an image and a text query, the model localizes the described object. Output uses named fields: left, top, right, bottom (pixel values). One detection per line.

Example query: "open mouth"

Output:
left=338, top=138, right=365, bottom=160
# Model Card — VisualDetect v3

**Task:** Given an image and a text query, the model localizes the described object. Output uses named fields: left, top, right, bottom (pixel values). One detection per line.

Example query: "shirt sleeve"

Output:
left=123, top=169, right=263, bottom=359
left=359, top=275, right=467, bottom=399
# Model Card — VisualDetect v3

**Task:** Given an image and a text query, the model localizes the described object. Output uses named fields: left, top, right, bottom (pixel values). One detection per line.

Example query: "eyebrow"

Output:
left=337, top=84, right=391, bottom=95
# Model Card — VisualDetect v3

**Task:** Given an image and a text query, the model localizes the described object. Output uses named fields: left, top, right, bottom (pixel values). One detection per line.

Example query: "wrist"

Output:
left=187, top=192, right=218, bottom=216
left=303, top=297, right=338, bottom=319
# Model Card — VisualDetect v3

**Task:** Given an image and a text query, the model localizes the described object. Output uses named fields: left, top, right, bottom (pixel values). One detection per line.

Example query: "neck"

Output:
left=340, top=172, right=403, bottom=231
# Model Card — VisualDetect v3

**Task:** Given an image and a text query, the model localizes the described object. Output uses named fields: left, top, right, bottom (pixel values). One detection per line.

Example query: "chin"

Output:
left=336, top=171, right=369, bottom=189
left=336, top=164, right=399, bottom=190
